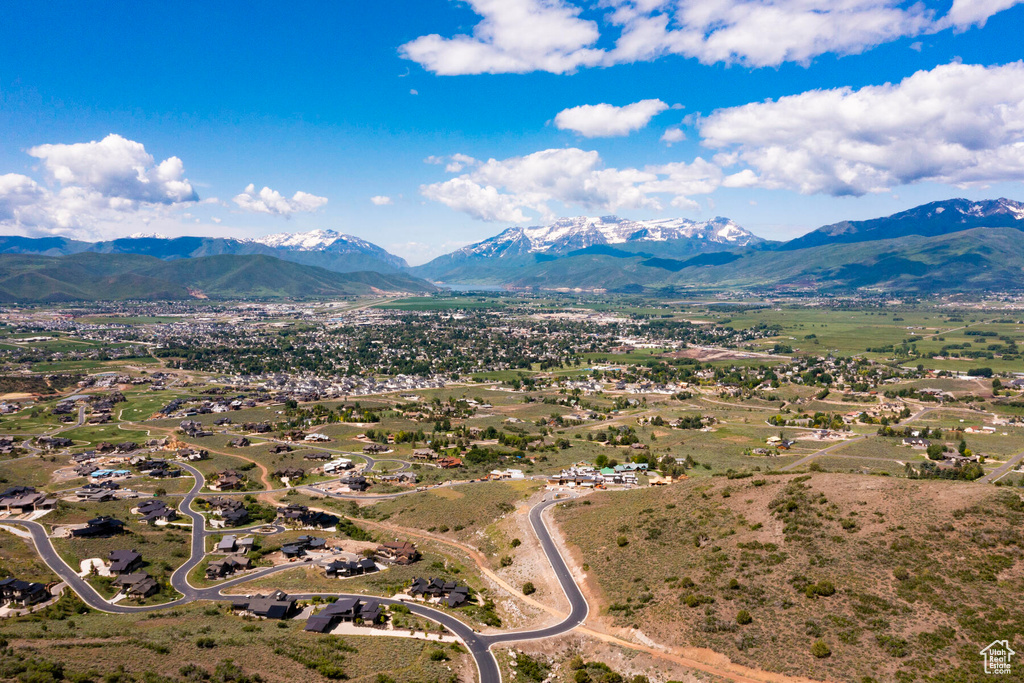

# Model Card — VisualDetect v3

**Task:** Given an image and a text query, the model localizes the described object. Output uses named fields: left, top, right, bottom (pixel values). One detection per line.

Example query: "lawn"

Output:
left=61, top=424, right=153, bottom=450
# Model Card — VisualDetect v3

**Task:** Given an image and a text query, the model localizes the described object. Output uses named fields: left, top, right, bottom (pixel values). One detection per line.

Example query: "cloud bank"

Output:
left=0, top=134, right=200, bottom=237
left=402, top=0, right=1024, bottom=74
left=421, top=147, right=720, bottom=222
left=423, top=61, right=1024, bottom=220
left=700, top=61, right=1024, bottom=195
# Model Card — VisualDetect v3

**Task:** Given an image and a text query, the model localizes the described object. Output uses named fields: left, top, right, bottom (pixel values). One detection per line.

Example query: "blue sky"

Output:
left=1, top=1, right=1024, bottom=264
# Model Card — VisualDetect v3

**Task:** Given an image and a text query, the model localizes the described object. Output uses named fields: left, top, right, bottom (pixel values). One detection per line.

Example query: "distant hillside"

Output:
left=781, top=198, right=1024, bottom=251
left=658, top=227, right=1024, bottom=292
left=414, top=215, right=765, bottom=281
left=0, top=229, right=409, bottom=274
left=555, top=473, right=1024, bottom=683
left=493, top=227, right=1024, bottom=293
left=0, top=253, right=436, bottom=302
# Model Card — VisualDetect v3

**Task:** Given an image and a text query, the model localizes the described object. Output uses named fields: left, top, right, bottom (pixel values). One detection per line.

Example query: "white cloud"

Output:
left=421, top=147, right=720, bottom=221
left=422, top=176, right=531, bottom=222
left=28, top=133, right=198, bottom=205
left=940, top=0, right=1024, bottom=29
left=605, top=0, right=933, bottom=68
left=370, top=195, right=393, bottom=205
left=402, top=0, right=1023, bottom=73
left=554, top=99, right=669, bottom=137
left=233, top=184, right=328, bottom=215
left=446, top=153, right=477, bottom=173
left=643, top=158, right=724, bottom=198
left=425, top=153, right=478, bottom=173
left=661, top=128, right=686, bottom=145
left=0, top=135, right=205, bottom=238
left=423, top=60, right=1024, bottom=218
left=399, top=0, right=603, bottom=75
left=699, top=61, right=1024, bottom=196
left=0, top=174, right=47, bottom=224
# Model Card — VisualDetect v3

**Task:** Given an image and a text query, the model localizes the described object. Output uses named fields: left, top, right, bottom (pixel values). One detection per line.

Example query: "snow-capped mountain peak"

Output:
left=243, top=229, right=346, bottom=251
left=237, top=229, right=408, bottom=268
left=962, top=197, right=1024, bottom=220
left=456, top=215, right=762, bottom=258
left=127, top=232, right=169, bottom=239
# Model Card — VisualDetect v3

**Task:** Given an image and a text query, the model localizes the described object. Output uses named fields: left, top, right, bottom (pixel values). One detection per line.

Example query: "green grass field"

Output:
left=60, top=424, right=153, bottom=449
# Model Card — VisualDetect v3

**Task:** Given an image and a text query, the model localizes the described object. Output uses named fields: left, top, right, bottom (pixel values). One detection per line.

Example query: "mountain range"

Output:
left=412, top=216, right=762, bottom=282
left=0, top=253, right=435, bottom=303
left=0, top=229, right=408, bottom=275
left=412, top=198, right=1024, bottom=293
left=3, top=197, right=1024, bottom=298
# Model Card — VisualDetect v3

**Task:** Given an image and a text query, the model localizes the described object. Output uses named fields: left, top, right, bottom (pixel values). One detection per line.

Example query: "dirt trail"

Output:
left=347, top=514, right=565, bottom=621
left=574, top=627, right=831, bottom=683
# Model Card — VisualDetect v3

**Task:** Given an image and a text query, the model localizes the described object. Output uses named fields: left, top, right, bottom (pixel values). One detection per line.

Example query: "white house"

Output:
left=324, top=459, right=353, bottom=474
left=304, top=433, right=331, bottom=442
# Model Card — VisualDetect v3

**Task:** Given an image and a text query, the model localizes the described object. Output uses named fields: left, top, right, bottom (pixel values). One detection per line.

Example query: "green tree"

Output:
left=810, top=640, right=832, bottom=658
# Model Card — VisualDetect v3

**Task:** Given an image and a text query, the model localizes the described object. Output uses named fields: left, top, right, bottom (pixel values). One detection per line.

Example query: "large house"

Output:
left=108, top=549, right=143, bottom=574
left=206, top=497, right=249, bottom=527
left=206, top=555, right=252, bottom=579
left=276, top=504, right=337, bottom=529
left=0, top=577, right=50, bottom=606
left=339, top=475, right=369, bottom=492
left=376, top=541, right=420, bottom=565
left=274, top=467, right=304, bottom=482
left=0, top=486, right=56, bottom=513
left=71, top=516, right=125, bottom=538
left=408, top=577, right=470, bottom=607
left=281, top=535, right=327, bottom=558
left=133, top=499, right=179, bottom=525
left=323, top=459, right=353, bottom=474
left=113, top=572, right=158, bottom=599
left=437, top=457, right=462, bottom=469
left=231, top=590, right=296, bottom=619
left=305, top=597, right=384, bottom=632
left=324, top=558, right=378, bottom=578
left=210, top=470, right=245, bottom=491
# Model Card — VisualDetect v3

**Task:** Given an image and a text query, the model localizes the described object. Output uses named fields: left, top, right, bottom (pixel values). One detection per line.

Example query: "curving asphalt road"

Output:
left=3, top=464, right=588, bottom=683
left=482, top=495, right=588, bottom=645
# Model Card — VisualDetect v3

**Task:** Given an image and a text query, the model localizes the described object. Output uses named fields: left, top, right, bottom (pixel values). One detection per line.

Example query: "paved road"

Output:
left=3, top=465, right=593, bottom=683
left=482, top=494, right=588, bottom=644
left=10, top=519, right=194, bottom=613
left=779, top=435, right=864, bottom=472
left=980, top=450, right=1024, bottom=483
